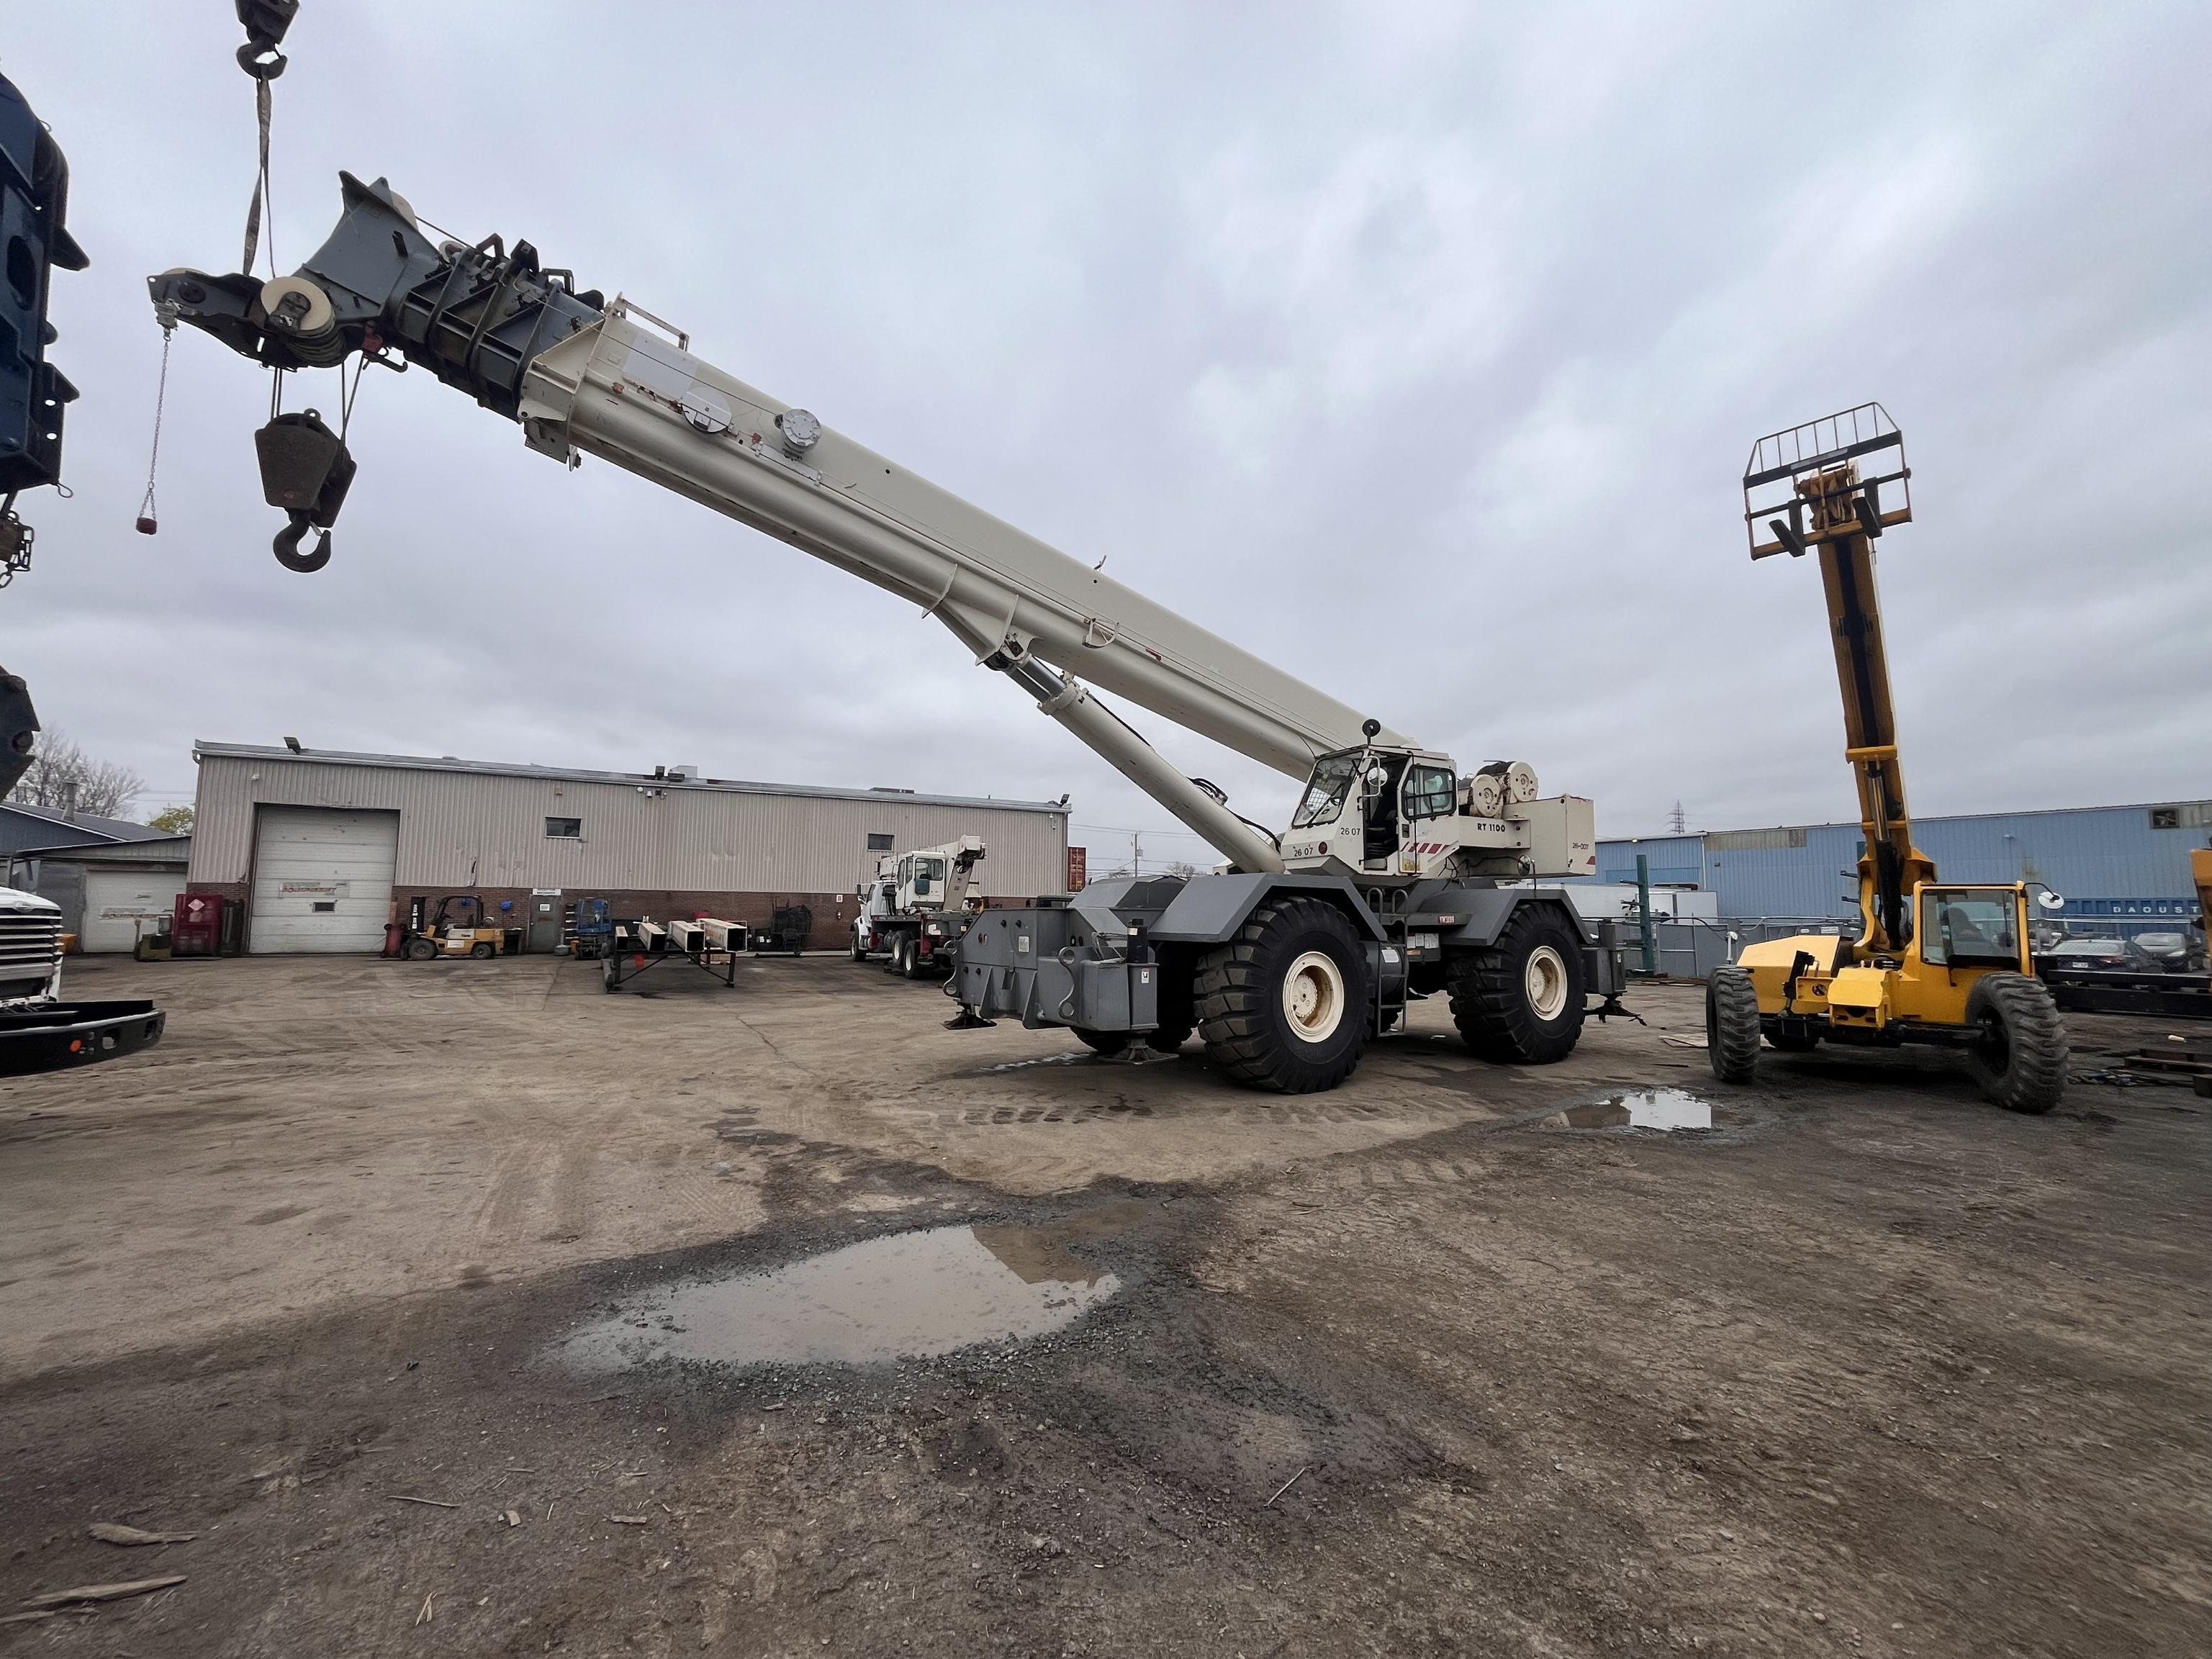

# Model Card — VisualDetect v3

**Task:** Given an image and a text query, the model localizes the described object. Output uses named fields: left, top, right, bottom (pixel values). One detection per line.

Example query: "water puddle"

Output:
left=559, top=1206, right=1141, bottom=1373
left=1550, top=1088, right=1713, bottom=1132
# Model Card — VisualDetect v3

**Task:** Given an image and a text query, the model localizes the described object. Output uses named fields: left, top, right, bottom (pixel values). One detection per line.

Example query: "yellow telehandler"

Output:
left=1707, top=404, right=2068, bottom=1113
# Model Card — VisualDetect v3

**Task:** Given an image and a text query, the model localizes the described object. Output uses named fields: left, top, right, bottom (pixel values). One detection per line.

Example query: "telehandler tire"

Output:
left=1964, top=972, right=2068, bottom=1114
left=1073, top=1027, right=1130, bottom=1056
left=1705, top=967, right=1762, bottom=1085
left=1448, top=904, right=1587, bottom=1064
left=1194, top=897, right=1366, bottom=1093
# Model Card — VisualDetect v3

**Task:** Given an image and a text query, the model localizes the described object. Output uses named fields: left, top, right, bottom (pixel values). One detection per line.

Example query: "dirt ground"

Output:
left=2, top=953, right=2206, bottom=1657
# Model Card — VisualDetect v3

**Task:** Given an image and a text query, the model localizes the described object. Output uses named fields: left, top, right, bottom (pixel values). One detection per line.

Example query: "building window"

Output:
left=866, top=832, right=894, bottom=851
left=546, top=816, right=582, bottom=838
left=2149, top=807, right=2180, bottom=830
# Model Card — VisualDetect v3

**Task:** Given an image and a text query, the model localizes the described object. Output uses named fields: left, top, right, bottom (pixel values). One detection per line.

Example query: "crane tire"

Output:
left=1194, top=897, right=1366, bottom=1093
left=1964, top=972, right=2068, bottom=1114
left=901, top=941, right=926, bottom=980
left=1073, top=1027, right=1130, bottom=1056
left=1448, top=903, right=1588, bottom=1064
left=849, top=936, right=867, bottom=962
left=1705, top=967, right=1763, bottom=1084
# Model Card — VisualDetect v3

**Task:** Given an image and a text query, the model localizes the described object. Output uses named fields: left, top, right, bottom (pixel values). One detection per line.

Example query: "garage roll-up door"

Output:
left=81, top=870, right=189, bottom=954
left=250, top=808, right=399, bottom=954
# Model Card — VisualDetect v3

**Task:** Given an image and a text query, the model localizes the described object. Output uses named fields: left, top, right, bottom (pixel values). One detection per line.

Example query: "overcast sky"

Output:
left=4, top=3, right=2206, bottom=865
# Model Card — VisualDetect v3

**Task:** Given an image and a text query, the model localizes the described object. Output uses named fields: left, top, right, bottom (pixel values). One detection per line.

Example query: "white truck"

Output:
left=150, top=173, right=1622, bottom=1095
left=0, top=885, right=166, bottom=1073
left=852, top=836, right=987, bottom=979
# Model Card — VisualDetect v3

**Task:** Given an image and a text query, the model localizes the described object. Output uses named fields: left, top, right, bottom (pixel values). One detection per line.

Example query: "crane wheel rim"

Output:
left=1524, top=944, right=1570, bottom=1022
left=1281, top=950, right=1346, bottom=1043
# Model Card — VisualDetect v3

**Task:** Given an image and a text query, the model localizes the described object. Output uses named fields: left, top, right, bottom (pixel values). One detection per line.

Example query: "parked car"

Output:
left=2129, top=930, right=2206, bottom=973
left=2036, top=935, right=2174, bottom=984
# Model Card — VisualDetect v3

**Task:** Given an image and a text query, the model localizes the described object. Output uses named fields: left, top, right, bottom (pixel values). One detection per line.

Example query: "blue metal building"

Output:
left=1594, top=800, right=2211, bottom=929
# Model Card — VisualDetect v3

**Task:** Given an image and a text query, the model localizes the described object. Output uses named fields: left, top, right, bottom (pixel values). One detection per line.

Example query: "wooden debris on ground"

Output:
left=21, top=1575, right=187, bottom=1609
left=87, top=1522, right=197, bottom=1546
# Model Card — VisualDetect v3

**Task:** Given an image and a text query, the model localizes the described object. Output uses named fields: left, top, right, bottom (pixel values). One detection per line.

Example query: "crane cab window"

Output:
left=1292, top=753, right=1361, bottom=828
left=1402, top=764, right=1456, bottom=821
left=913, top=856, right=946, bottom=897
left=1920, top=888, right=2019, bottom=967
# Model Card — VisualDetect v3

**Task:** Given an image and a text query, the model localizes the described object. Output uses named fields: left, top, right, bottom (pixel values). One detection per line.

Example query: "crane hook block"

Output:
left=253, top=408, right=354, bottom=573
left=235, top=0, right=299, bottom=80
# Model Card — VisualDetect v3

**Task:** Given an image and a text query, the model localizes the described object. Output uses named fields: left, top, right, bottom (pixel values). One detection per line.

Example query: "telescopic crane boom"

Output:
left=151, top=172, right=1617, bottom=1095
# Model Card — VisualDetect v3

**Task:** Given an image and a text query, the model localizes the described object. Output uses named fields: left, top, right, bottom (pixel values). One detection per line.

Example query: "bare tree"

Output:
left=4, top=732, right=146, bottom=820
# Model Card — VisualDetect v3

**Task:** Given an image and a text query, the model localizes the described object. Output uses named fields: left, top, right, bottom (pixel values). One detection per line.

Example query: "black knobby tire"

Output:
left=1193, top=896, right=1367, bottom=1093
left=1705, top=966, right=1762, bottom=1085
left=1448, top=903, right=1588, bottom=1065
left=1964, top=972, right=2068, bottom=1114
left=1073, top=1027, right=1130, bottom=1056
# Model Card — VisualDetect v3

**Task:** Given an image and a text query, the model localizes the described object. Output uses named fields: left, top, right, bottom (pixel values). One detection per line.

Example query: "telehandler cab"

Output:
left=1706, top=405, right=2068, bottom=1112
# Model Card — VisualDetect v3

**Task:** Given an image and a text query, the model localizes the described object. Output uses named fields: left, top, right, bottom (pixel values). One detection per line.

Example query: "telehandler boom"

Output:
left=1706, top=405, right=2067, bottom=1112
left=150, top=173, right=1619, bottom=1093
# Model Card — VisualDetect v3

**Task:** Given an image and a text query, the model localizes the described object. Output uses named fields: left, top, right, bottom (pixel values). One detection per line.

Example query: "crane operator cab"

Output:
left=1281, top=735, right=1570, bottom=885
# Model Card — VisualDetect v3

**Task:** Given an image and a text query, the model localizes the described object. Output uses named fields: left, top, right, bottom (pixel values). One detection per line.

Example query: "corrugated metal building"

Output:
left=1594, top=800, right=2212, bottom=929
left=188, top=743, right=1069, bottom=954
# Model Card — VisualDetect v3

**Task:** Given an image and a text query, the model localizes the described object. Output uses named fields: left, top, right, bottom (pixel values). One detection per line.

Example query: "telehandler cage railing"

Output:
left=1743, top=402, right=1913, bottom=559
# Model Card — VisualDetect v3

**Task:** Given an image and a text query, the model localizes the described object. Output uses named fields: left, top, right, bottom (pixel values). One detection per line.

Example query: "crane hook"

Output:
left=273, top=513, right=332, bottom=573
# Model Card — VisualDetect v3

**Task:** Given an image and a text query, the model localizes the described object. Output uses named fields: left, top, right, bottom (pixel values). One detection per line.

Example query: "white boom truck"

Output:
left=150, top=173, right=1621, bottom=1093
left=853, top=836, right=987, bottom=980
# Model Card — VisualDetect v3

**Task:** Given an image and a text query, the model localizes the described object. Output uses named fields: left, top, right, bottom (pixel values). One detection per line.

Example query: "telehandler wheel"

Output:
left=1705, top=967, right=1763, bottom=1085
left=1964, top=972, right=2069, bottom=1114
left=404, top=937, right=437, bottom=961
left=1448, top=904, right=1587, bottom=1064
left=1194, top=897, right=1366, bottom=1093
left=469, top=941, right=496, bottom=959
left=1073, top=1027, right=1130, bottom=1056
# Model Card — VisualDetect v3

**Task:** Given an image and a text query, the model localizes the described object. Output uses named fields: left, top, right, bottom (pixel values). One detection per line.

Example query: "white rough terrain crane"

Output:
left=151, top=173, right=1621, bottom=1093
left=853, top=835, right=988, bottom=979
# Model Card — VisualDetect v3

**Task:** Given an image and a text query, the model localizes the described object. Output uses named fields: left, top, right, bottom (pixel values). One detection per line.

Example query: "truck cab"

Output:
left=1, top=885, right=167, bottom=1073
left=852, top=836, right=987, bottom=978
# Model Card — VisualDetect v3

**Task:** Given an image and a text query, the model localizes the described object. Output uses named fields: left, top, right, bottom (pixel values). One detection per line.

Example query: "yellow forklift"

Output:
left=399, top=895, right=509, bottom=961
left=1707, top=404, right=2068, bottom=1112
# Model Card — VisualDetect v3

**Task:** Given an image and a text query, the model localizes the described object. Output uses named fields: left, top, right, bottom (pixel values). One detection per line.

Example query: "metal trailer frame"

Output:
left=600, top=916, right=744, bottom=993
